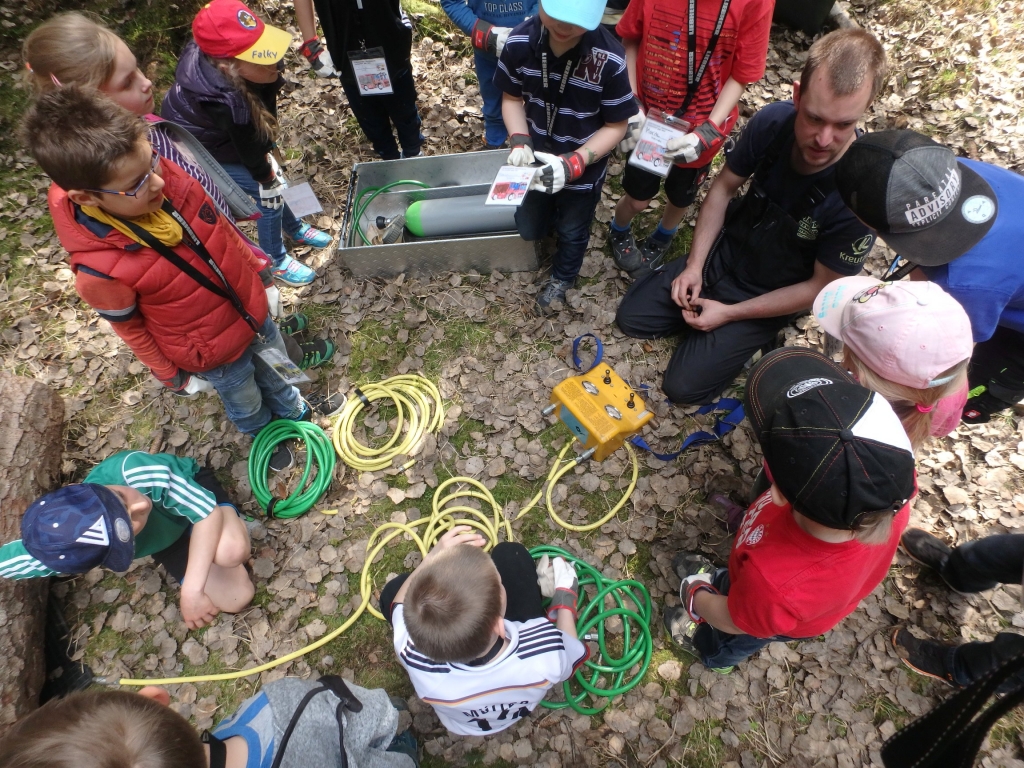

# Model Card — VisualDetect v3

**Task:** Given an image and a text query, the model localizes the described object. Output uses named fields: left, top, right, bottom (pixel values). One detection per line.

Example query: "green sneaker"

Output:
left=662, top=605, right=734, bottom=675
left=279, top=312, right=309, bottom=336
left=297, top=339, right=335, bottom=370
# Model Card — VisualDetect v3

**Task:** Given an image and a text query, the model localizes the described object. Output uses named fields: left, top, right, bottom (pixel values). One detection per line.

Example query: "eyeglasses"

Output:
left=84, top=149, right=161, bottom=197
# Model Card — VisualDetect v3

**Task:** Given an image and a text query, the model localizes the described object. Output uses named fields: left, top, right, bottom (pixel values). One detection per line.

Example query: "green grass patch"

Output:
left=677, top=718, right=726, bottom=768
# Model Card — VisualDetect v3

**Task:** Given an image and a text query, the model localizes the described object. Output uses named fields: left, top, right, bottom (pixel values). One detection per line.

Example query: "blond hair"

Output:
left=800, top=28, right=888, bottom=102
left=844, top=348, right=968, bottom=453
left=851, top=508, right=896, bottom=546
left=0, top=690, right=205, bottom=768
left=23, top=12, right=120, bottom=93
left=403, top=545, right=503, bottom=662
left=205, top=56, right=279, bottom=143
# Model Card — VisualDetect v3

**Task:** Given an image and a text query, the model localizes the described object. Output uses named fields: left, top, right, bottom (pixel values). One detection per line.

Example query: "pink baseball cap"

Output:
left=812, top=277, right=972, bottom=389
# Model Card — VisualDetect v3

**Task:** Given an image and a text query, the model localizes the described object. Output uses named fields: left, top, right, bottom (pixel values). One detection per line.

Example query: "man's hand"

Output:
left=682, top=297, right=733, bottom=332
left=299, top=38, right=337, bottom=78
left=427, top=525, right=486, bottom=561
left=507, top=133, right=536, bottom=166
left=670, top=267, right=703, bottom=309
left=618, top=107, right=645, bottom=154
left=664, top=121, right=727, bottom=164
left=471, top=20, right=512, bottom=57
left=180, top=588, right=220, bottom=630
left=531, top=151, right=585, bottom=194
left=546, top=556, right=579, bottom=621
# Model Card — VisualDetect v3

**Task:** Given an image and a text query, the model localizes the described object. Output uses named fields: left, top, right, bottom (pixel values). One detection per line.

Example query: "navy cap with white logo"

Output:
left=836, top=130, right=997, bottom=267
left=744, top=348, right=916, bottom=530
left=21, top=484, right=135, bottom=574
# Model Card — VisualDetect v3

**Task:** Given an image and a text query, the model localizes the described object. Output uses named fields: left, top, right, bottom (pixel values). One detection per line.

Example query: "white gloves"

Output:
left=507, top=133, right=536, bottom=166
left=181, top=375, right=214, bottom=397
left=663, top=133, right=703, bottom=164
left=536, top=554, right=556, bottom=598
left=618, top=108, right=646, bottom=154
left=259, top=155, right=288, bottom=211
left=531, top=151, right=578, bottom=195
left=300, top=38, right=338, bottom=78
left=265, top=285, right=281, bottom=317
left=493, top=27, right=511, bottom=58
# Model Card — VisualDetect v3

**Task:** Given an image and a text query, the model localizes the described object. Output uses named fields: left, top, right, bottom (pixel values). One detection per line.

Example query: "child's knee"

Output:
left=215, top=510, right=251, bottom=567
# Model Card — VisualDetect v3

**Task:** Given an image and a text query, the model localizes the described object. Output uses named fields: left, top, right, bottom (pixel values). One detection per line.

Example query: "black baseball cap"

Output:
left=836, top=130, right=997, bottom=266
left=744, top=348, right=916, bottom=530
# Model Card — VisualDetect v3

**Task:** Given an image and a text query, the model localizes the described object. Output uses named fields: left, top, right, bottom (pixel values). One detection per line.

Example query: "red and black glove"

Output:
left=471, top=19, right=512, bottom=57
left=530, top=151, right=586, bottom=195
left=664, top=120, right=728, bottom=164
left=681, top=574, right=720, bottom=623
left=299, top=38, right=337, bottom=78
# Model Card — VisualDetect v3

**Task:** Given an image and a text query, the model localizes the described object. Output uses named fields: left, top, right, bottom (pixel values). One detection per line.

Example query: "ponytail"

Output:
left=23, top=12, right=120, bottom=94
left=206, top=56, right=279, bottom=143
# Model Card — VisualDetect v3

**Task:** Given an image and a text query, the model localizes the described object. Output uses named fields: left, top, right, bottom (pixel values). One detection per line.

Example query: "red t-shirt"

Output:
left=726, top=490, right=910, bottom=639
left=616, top=0, right=774, bottom=167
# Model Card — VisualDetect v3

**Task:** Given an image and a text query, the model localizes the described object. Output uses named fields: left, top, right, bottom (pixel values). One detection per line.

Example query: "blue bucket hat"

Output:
left=540, top=0, right=605, bottom=31
left=21, top=484, right=135, bottom=573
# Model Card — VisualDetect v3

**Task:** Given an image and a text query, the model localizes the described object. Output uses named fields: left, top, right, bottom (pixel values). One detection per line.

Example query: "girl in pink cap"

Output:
left=813, top=277, right=972, bottom=451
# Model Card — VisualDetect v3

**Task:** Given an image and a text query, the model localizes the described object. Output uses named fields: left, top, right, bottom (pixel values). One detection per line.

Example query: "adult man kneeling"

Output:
left=615, top=29, right=887, bottom=405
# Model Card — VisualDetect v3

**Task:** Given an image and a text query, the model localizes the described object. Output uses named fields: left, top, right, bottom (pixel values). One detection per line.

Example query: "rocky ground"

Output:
left=2, top=0, right=1024, bottom=765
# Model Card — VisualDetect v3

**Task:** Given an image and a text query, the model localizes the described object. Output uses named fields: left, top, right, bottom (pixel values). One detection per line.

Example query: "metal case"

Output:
left=339, top=150, right=538, bottom=278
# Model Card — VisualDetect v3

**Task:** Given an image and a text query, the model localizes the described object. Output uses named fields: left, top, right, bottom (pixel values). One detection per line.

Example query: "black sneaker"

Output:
left=962, top=388, right=1006, bottom=425
left=900, top=528, right=952, bottom=574
left=278, top=313, right=308, bottom=336
left=269, top=442, right=295, bottom=472
left=305, top=391, right=347, bottom=418
left=671, top=551, right=717, bottom=582
left=610, top=226, right=642, bottom=272
left=536, top=277, right=574, bottom=313
left=298, top=339, right=336, bottom=370
left=663, top=605, right=735, bottom=674
left=891, top=628, right=957, bottom=685
left=630, top=236, right=671, bottom=278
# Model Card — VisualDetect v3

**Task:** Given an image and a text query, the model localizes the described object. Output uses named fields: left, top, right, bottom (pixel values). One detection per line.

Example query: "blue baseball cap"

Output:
left=540, top=0, right=605, bottom=31
left=22, top=484, right=135, bottom=573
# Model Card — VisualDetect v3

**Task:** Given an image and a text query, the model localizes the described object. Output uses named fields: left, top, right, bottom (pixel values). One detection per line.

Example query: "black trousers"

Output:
left=969, top=325, right=1024, bottom=407
left=379, top=542, right=544, bottom=625
left=616, top=256, right=789, bottom=405
left=340, top=66, right=422, bottom=161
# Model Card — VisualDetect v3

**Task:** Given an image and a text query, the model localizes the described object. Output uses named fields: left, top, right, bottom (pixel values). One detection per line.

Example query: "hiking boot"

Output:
left=630, top=236, right=672, bottom=278
left=891, top=628, right=956, bottom=685
left=297, top=339, right=336, bottom=370
left=900, top=528, right=951, bottom=574
left=663, top=606, right=735, bottom=674
left=962, top=387, right=1006, bottom=425
left=288, top=222, right=333, bottom=249
left=278, top=312, right=308, bottom=336
left=671, top=551, right=717, bottom=583
left=305, top=390, right=347, bottom=418
left=610, top=226, right=642, bottom=272
left=536, top=277, right=574, bottom=313
left=269, top=442, right=295, bottom=472
left=271, top=254, right=316, bottom=286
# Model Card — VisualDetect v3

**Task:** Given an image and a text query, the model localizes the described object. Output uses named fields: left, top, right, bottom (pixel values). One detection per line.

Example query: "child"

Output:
left=294, top=0, right=422, bottom=161
left=495, top=0, right=637, bottom=311
left=162, top=0, right=333, bottom=288
left=0, top=679, right=418, bottom=768
left=0, top=452, right=252, bottom=630
left=22, top=86, right=317, bottom=462
left=610, top=0, right=774, bottom=277
left=664, top=348, right=917, bottom=672
left=813, top=277, right=973, bottom=450
left=380, top=528, right=589, bottom=735
left=438, top=0, right=538, bottom=149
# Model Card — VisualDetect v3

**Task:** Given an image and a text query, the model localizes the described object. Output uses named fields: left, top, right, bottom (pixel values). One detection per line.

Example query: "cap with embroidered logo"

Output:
left=744, top=348, right=916, bottom=530
left=192, top=0, right=293, bottom=65
left=835, top=130, right=997, bottom=267
left=21, top=484, right=135, bottom=574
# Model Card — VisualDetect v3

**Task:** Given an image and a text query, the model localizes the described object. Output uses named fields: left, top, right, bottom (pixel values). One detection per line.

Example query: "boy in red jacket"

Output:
left=23, top=87, right=308, bottom=458
left=611, top=0, right=774, bottom=278
left=664, top=348, right=917, bottom=672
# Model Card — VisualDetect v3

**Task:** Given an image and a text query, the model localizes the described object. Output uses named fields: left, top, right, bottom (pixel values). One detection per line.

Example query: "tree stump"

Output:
left=0, top=373, right=65, bottom=733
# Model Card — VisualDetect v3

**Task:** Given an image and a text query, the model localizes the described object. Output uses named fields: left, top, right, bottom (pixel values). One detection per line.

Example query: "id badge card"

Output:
left=628, top=111, right=692, bottom=178
left=486, top=166, right=537, bottom=206
left=257, top=347, right=311, bottom=386
left=349, top=47, right=393, bottom=95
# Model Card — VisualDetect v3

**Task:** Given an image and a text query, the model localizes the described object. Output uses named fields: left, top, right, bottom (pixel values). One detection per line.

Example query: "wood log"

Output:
left=0, top=373, right=65, bottom=733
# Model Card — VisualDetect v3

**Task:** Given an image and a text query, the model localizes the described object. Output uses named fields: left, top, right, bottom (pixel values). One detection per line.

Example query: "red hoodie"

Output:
left=50, top=157, right=270, bottom=385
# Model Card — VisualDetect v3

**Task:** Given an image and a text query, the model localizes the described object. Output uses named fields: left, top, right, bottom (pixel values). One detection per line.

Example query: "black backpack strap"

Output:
left=881, top=652, right=1024, bottom=768
left=201, top=730, right=228, bottom=768
left=269, top=676, right=363, bottom=768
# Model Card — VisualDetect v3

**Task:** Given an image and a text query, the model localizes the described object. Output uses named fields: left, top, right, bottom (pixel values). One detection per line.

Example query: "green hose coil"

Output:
left=530, top=545, right=653, bottom=715
left=350, top=180, right=432, bottom=246
left=248, top=420, right=336, bottom=518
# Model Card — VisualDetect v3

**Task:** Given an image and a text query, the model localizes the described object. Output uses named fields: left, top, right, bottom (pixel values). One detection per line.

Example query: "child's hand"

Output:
left=180, top=588, right=221, bottom=630
left=431, top=525, right=486, bottom=556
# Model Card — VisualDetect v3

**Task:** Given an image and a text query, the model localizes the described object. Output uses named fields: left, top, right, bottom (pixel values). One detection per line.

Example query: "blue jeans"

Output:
left=201, top=315, right=303, bottom=435
left=474, top=51, right=507, bottom=147
left=693, top=569, right=798, bottom=668
left=222, top=163, right=302, bottom=266
left=340, top=64, right=422, bottom=160
left=516, top=185, right=602, bottom=282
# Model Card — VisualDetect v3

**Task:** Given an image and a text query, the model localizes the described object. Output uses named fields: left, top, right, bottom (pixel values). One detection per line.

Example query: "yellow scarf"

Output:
left=83, top=204, right=183, bottom=247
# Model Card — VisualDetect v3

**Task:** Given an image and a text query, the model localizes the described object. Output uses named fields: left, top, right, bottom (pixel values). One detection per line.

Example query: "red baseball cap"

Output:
left=192, top=0, right=292, bottom=64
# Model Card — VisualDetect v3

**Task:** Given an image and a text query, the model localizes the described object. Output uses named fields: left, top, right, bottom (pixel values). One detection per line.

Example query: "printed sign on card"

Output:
left=486, top=166, right=537, bottom=206
left=627, top=111, right=692, bottom=178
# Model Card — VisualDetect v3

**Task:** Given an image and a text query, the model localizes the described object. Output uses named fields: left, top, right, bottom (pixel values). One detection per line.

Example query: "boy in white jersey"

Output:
left=381, top=527, right=589, bottom=735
